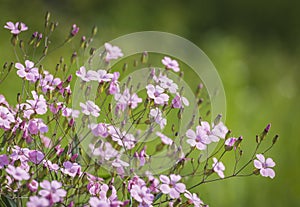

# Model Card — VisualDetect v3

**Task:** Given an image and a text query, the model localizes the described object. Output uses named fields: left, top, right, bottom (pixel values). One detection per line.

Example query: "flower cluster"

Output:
left=0, top=14, right=278, bottom=207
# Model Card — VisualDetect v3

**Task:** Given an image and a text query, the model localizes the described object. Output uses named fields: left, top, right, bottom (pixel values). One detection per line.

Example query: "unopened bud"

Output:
left=91, top=26, right=98, bottom=37
left=45, top=12, right=51, bottom=27
left=71, top=52, right=77, bottom=64
left=122, top=63, right=128, bottom=72
left=11, top=35, right=18, bottom=46
left=141, top=51, right=148, bottom=63
left=90, top=48, right=96, bottom=56
left=214, top=114, right=222, bottom=126
left=272, top=134, right=279, bottom=144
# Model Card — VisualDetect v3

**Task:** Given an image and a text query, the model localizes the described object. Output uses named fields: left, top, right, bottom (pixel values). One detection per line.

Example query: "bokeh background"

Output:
left=0, top=0, right=299, bottom=206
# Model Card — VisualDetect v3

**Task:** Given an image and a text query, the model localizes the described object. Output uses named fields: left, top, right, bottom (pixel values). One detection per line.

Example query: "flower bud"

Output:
left=141, top=51, right=148, bottom=63
left=122, top=63, right=128, bottom=72
left=91, top=26, right=98, bottom=37
left=272, top=134, right=279, bottom=144
left=45, top=11, right=51, bottom=27
left=70, top=24, right=79, bottom=36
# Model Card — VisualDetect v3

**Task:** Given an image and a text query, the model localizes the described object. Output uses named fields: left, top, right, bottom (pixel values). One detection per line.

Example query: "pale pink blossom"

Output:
left=0, top=106, right=15, bottom=130
left=254, top=154, right=276, bottom=179
left=146, top=84, right=169, bottom=105
left=28, top=150, right=45, bottom=164
left=28, top=179, right=39, bottom=192
left=172, top=93, right=189, bottom=108
left=212, top=157, right=225, bottom=178
left=61, top=161, right=81, bottom=177
left=186, top=126, right=211, bottom=150
left=159, top=174, right=186, bottom=199
left=87, top=69, right=114, bottom=83
left=76, top=66, right=90, bottom=82
left=90, top=123, right=109, bottom=137
left=184, top=191, right=204, bottom=207
left=156, top=132, right=173, bottom=145
left=6, top=165, right=30, bottom=181
left=26, top=196, right=49, bottom=207
left=130, top=185, right=154, bottom=206
left=109, top=126, right=136, bottom=149
left=158, top=74, right=178, bottom=93
left=80, top=100, right=100, bottom=117
left=0, top=154, right=9, bottom=169
left=104, top=43, right=124, bottom=62
left=39, top=180, right=67, bottom=203
left=150, top=108, right=166, bottom=129
left=20, top=91, right=47, bottom=118
left=114, top=88, right=142, bottom=111
left=5, top=21, right=28, bottom=34
left=15, top=60, right=39, bottom=82
left=162, top=56, right=180, bottom=72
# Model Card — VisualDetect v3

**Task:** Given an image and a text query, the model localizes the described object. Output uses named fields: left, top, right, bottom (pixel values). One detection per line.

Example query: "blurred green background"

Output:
left=0, top=0, right=299, bottom=206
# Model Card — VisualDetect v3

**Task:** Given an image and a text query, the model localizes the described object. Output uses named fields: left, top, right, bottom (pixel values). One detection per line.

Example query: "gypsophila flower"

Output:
left=156, top=132, right=173, bottom=145
left=212, top=157, right=225, bottom=178
left=76, top=66, right=90, bottom=82
left=172, top=93, right=189, bottom=109
left=15, top=60, right=39, bottom=82
left=162, top=56, right=180, bottom=72
left=61, top=161, right=81, bottom=177
left=186, top=126, right=211, bottom=150
left=26, top=196, right=49, bottom=207
left=184, top=191, right=204, bottom=207
left=150, top=108, right=167, bottom=129
left=104, top=43, right=124, bottom=62
left=0, top=154, right=9, bottom=169
left=6, top=165, right=30, bottom=181
left=87, top=69, right=114, bottom=83
left=4, top=21, right=28, bottom=34
left=0, top=106, right=15, bottom=130
left=90, top=123, right=109, bottom=137
left=80, top=100, right=100, bottom=117
left=39, top=180, right=66, bottom=203
left=160, top=174, right=186, bottom=199
left=146, top=84, right=169, bottom=105
left=28, top=150, right=45, bottom=164
left=254, top=154, right=276, bottom=179
left=130, top=185, right=154, bottom=206
left=114, top=88, right=142, bottom=111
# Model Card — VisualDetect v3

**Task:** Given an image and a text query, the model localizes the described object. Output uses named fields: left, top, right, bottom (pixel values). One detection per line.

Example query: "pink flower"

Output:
left=87, top=69, right=114, bottom=83
left=149, top=108, right=166, bottom=129
left=5, top=165, right=30, bottom=181
left=186, top=126, right=212, bottom=150
left=172, top=94, right=189, bottom=109
left=212, top=157, right=225, bottom=178
left=156, top=132, right=173, bottom=145
left=130, top=185, right=154, bottom=206
left=43, top=160, right=59, bottom=172
left=28, top=150, right=45, bottom=164
left=20, top=91, right=47, bottom=118
left=89, top=142, right=119, bottom=161
left=15, top=60, right=39, bottom=82
left=90, top=123, right=109, bottom=137
left=104, top=43, right=124, bottom=62
left=159, top=174, right=186, bottom=199
left=184, top=191, right=204, bottom=207
left=61, top=161, right=81, bottom=177
left=109, top=126, right=136, bottom=149
left=80, top=100, right=100, bottom=117
left=114, top=88, right=142, bottom=111
left=146, top=84, right=169, bottom=105
left=162, top=56, right=180, bottom=72
left=134, top=147, right=148, bottom=166
left=28, top=179, right=39, bottom=192
left=26, top=196, right=49, bottom=207
left=40, top=135, right=52, bottom=148
left=196, top=121, right=228, bottom=143
left=254, top=154, right=276, bottom=179
left=108, top=72, right=120, bottom=95
left=76, top=66, right=90, bottom=82
left=4, top=21, right=28, bottom=34
left=0, top=154, right=9, bottom=169
left=0, top=106, right=15, bottom=130
left=27, top=118, right=48, bottom=134
left=157, top=74, right=178, bottom=93
left=39, top=180, right=67, bottom=203
left=89, top=197, right=110, bottom=207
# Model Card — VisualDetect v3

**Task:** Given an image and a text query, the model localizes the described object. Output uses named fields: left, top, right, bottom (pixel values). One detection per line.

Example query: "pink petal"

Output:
left=15, top=63, right=25, bottom=70
left=254, top=160, right=262, bottom=169
left=160, top=175, right=170, bottom=184
left=256, top=154, right=265, bottom=163
left=169, top=188, right=180, bottom=199
left=40, top=180, right=51, bottom=190
left=186, top=129, right=196, bottom=139
left=266, top=158, right=276, bottom=168
left=170, top=174, right=181, bottom=182
left=160, top=184, right=171, bottom=194
left=174, top=183, right=186, bottom=193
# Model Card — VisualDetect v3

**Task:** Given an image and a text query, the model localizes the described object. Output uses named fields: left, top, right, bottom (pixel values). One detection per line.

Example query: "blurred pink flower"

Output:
left=186, top=126, right=211, bottom=150
left=39, top=180, right=66, bottom=203
left=172, top=93, right=189, bottom=109
left=80, top=100, right=100, bottom=117
left=130, top=185, right=154, bottom=206
left=162, top=56, right=180, bottom=72
left=26, top=196, right=49, bottom=207
left=104, top=43, right=124, bottom=62
left=184, top=191, right=204, bottom=207
left=156, top=132, right=173, bottom=145
left=6, top=165, right=30, bottom=181
left=150, top=108, right=166, bottom=129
